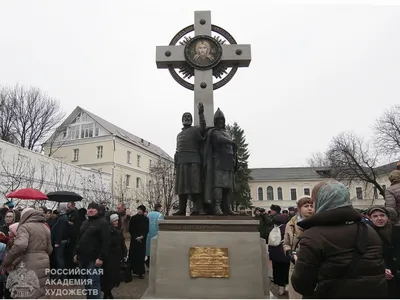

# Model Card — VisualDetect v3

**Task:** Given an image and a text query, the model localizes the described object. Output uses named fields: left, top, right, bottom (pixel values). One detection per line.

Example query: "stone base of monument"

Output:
left=142, top=216, right=269, bottom=299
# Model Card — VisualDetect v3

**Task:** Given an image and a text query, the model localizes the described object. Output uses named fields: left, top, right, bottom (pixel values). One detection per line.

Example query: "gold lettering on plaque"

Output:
left=189, top=247, right=229, bottom=278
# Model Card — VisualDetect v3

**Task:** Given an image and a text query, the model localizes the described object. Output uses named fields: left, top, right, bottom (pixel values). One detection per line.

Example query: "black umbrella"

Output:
left=46, top=191, right=83, bottom=203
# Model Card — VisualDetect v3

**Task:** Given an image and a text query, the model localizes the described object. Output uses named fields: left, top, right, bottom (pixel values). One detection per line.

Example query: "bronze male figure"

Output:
left=174, top=103, right=206, bottom=215
left=203, top=108, right=238, bottom=215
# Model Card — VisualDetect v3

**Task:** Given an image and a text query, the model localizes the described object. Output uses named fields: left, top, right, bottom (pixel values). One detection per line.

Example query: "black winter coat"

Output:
left=292, top=206, right=387, bottom=299
left=75, top=215, right=111, bottom=261
left=101, top=226, right=126, bottom=290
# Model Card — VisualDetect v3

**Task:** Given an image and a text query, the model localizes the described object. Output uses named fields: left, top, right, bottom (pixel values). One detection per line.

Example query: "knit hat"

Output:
left=4, top=201, right=14, bottom=208
left=88, top=202, right=100, bottom=210
left=109, top=214, right=119, bottom=223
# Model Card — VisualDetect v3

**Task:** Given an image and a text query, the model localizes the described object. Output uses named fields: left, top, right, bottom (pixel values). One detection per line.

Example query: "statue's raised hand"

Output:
left=198, top=103, right=204, bottom=115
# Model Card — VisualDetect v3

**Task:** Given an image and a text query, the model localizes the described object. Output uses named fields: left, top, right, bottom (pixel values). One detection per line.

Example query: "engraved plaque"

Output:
left=189, top=247, right=229, bottom=278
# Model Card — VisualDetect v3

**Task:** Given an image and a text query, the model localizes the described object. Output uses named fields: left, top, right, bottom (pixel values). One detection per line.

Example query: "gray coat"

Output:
left=385, top=182, right=400, bottom=223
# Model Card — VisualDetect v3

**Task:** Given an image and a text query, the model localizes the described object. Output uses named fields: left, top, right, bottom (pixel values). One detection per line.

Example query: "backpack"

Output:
left=268, top=224, right=283, bottom=246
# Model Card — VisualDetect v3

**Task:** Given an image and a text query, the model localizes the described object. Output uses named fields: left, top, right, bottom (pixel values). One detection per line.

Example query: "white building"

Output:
left=0, top=140, right=112, bottom=208
left=42, top=106, right=173, bottom=210
left=249, top=164, right=394, bottom=210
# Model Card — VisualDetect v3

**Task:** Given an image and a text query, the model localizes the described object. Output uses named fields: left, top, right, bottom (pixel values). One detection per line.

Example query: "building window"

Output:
left=94, top=126, right=99, bottom=137
left=69, top=125, right=80, bottom=140
left=73, top=149, right=79, bottom=161
left=373, top=187, right=378, bottom=199
left=290, top=188, right=297, bottom=201
left=277, top=187, right=283, bottom=200
left=304, top=188, right=310, bottom=196
left=267, top=186, right=274, bottom=200
left=74, top=112, right=81, bottom=123
left=81, top=124, right=94, bottom=138
left=97, top=146, right=103, bottom=159
left=125, top=175, right=131, bottom=187
left=137, top=155, right=141, bottom=167
left=127, top=151, right=131, bottom=164
left=136, top=177, right=141, bottom=188
left=258, top=187, right=263, bottom=200
left=81, top=112, right=88, bottom=122
left=356, top=187, right=363, bottom=200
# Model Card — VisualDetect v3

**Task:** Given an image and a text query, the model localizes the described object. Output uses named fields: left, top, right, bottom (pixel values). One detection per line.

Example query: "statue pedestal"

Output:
left=142, top=216, right=269, bottom=299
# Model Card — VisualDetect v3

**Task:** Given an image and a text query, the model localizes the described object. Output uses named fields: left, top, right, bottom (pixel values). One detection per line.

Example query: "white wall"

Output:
left=0, top=140, right=112, bottom=208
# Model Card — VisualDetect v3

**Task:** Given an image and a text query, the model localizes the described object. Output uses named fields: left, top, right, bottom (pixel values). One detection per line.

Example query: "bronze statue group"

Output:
left=174, top=103, right=238, bottom=216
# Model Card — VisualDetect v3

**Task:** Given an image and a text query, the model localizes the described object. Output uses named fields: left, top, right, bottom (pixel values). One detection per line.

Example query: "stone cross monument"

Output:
left=156, top=11, right=251, bottom=125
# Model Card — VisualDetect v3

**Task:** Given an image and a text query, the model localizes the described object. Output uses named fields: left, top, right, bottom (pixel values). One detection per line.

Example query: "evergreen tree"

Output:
left=226, top=122, right=252, bottom=210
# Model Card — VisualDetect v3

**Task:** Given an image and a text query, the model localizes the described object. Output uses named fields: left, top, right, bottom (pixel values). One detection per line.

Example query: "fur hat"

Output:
left=270, top=204, right=281, bottom=213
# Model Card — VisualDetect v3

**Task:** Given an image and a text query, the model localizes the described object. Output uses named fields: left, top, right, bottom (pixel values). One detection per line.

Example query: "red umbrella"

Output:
left=7, top=188, right=49, bottom=200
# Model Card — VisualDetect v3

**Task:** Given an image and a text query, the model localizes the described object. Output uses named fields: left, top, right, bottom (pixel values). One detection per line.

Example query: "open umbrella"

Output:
left=46, top=191, right=83, bottom=203
left=7, top=188, right=49, bottom=200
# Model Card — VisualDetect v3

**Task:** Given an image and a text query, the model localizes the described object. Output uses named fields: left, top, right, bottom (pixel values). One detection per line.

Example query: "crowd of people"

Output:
left=0, top=200, right=163, bottom=299
left=255, top=174, right=400, bottom=299
left=0, top=168, right=399, bottom=299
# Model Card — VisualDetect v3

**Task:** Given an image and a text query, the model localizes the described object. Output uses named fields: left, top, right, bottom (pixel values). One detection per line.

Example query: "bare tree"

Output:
left=136, top=158, right=176, bottom=215
left=44, top=126, right=69, bottom=157
left=0, top=150, right=29, bottom=197
left=136, top=177, right=162, bottom=212
left=374, top=105, right=400, bottom=160
left=0, top=85, right=65, bottom=151
left=309, top=132, right=384, bottom=198
left=81, top=173, right=111, bottom=206
left=0, top=87, right=17, bottom=143
left=114, top=174, right=134, bottom=206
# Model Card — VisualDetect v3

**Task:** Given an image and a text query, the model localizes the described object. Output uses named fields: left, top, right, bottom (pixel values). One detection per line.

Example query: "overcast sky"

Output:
left=1, top=1, right=399, bottom=168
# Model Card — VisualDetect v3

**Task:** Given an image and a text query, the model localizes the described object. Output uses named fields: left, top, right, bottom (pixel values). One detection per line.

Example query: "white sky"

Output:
left=1, top=1, right=399, bottom=168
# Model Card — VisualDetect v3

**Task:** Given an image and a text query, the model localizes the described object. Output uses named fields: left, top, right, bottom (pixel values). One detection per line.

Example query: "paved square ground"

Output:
left=47, top=275, right=288, bottom=299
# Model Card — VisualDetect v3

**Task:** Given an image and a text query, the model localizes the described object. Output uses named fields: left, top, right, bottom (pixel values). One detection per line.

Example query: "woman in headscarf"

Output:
left=368, top=206, right=400, bottom=298
left=2, top=207, right=52, bottom=298
left=283, top=196, right=314, bottom=299
left=128, top=205, right=149, bottom=279
left=291, top=180, right=387, bottom=298
left=101, top=213, right=127, bottom=299
left=145, top=203, right=164, bottom=268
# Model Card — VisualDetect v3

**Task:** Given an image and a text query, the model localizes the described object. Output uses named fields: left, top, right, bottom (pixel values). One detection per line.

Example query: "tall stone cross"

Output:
left=156, top=11, right=251, bottom=125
